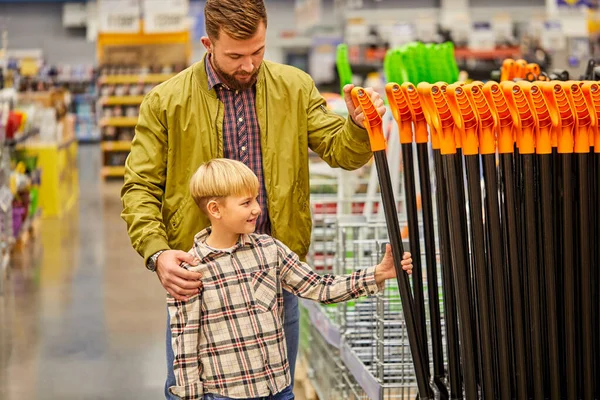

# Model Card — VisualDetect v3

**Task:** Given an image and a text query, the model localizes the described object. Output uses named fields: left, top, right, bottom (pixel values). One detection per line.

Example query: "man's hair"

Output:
left=204, top=0, right=267, bottom=41
left=190, top=158, right=259, bottom=214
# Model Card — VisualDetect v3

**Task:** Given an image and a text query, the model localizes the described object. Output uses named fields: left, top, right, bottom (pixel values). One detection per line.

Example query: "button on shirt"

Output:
left=206, top=58, right=270, bottom=235
left=167, top=228, right=382, bottom=399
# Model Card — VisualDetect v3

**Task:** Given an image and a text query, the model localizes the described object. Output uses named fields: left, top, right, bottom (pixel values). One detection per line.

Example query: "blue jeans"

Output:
left=203, top=385, right=294, bottom=400
left=165, top=290, right=300, bottom=399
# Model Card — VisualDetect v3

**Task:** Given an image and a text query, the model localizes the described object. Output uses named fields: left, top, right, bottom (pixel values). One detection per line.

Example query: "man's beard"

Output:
left=211, top=55, right=260, bottom=91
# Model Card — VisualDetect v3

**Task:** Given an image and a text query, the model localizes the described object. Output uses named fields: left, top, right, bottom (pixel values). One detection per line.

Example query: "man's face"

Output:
left=202, top=22, right=266, bottom=90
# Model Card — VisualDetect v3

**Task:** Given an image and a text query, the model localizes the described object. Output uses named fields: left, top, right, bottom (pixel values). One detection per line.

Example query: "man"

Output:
left=120, top=0, right=385, bottom=398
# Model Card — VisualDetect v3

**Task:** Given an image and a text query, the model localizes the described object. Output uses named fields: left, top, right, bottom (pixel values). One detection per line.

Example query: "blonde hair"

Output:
left=204, top=0, right=267, bottom=41
left=190, top=158, right=259, bottom=214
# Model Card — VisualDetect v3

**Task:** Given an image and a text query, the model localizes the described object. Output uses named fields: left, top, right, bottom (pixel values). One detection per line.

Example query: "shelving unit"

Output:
left=96, top=24, right=190, bottom=179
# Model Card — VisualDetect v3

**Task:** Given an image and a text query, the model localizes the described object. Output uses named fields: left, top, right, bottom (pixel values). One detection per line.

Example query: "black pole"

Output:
left=539, top=154, right=562, bottom=399
left=577, top=152, right=594, bottom=399
left=444, top=154, right=478, bottom=399
left=454, top=148, right=480, bottom=389
left=500, top=152, right=528, bottom=399
left=562, top=152, right=578, bottom=399
left=522, top=153, right=545, bottom=398
left=373, top=152, right=434, bottom=399
left=401, top=144, right=430, bottom=373
left=433, top=149, right=463, bottom=399
left=464, top=154, right=496, bottom=399
left=416, top=142, right=448, bottom=399
left=351, top=87, right=432, bottom=399
left=482, top=153, right=512, bottom=399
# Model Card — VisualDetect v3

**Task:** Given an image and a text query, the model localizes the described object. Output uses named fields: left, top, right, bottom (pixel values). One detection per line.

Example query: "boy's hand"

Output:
left=156, top=250, right=203, bottom=301
left=375, top=244, right=413, bottom=285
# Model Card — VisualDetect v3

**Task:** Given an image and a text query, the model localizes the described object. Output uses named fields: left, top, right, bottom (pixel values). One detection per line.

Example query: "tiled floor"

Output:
left=0, top=145, right=167, bottom=399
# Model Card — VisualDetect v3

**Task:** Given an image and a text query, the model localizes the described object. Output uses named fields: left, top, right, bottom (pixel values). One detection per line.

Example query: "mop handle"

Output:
left=401, top=83, right=429, bottom=144
left=385, top=83, right=414, bottom=144
left=563, top=82, right=592, bottom=154
left=350, top=87, right=386, bottom=152
left=446, top=83, right=479, bottom=156
left=581, top=82, right=600, bottom=152
left=523, top=82, right=554, bottom=155
left=502, top=82, right=536, bottom=154
left=483, top=81, right=517, bottom=154
left=466, top=83, right=497, bottom=155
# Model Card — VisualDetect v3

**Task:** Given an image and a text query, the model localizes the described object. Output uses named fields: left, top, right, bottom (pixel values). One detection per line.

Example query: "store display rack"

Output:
left=96, top=24, right=190, bottom=179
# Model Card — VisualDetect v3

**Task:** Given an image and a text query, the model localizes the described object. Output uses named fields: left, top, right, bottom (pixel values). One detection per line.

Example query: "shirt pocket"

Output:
left=250, top=268, right=278, bottom=313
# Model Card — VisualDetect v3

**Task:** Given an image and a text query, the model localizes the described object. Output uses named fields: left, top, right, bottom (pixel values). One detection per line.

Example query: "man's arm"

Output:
left=121, top=93, right=170, bottom=264
left=306, top=81, right=374, bottom=171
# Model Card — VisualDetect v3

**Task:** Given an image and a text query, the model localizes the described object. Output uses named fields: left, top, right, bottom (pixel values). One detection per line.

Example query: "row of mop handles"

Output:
left=351, top=80, right=600, bottom=157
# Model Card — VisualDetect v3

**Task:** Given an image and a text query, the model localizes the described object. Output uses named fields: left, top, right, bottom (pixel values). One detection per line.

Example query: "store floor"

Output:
left=0, top=145, right=311, bottom=400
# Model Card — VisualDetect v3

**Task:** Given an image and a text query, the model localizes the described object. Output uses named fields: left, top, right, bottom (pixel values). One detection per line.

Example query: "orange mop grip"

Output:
left=402, top=83, right=429, bottom=144
left=351, top=87, right=387, bottom=152
left=430, top=84, right=457, bottom=155
left=545, top=82, right=575, bottom=154
left=465, top=83, right=497, bottom=155
left=447, top=83, right=478, bottom=156
left=483, top=81, right=517, bottom=154
left=522, top=82, right=553, bottom=155
left=418, top=83, right=441, bottom=150
left=581, top=82, right=600, bottom=152
left=502, top=81, right=536, bottom=154
left=564, top=82, right=591, bottom=154
left=385, top=83, right=414, bottom=144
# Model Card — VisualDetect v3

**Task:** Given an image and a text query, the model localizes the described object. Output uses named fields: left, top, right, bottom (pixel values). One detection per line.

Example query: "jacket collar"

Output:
left=193, top=227, right=254, bottom=261
left=192, top=53, right=266, bottom=97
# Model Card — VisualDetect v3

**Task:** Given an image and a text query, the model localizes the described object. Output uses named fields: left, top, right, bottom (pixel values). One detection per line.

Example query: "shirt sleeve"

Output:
left=167, top=288, right=205, bottom=399
left=275, top=239, right=382, bottom=304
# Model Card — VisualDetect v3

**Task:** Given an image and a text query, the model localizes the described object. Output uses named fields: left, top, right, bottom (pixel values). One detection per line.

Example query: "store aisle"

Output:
left=0, top=145, right=168, bottom=399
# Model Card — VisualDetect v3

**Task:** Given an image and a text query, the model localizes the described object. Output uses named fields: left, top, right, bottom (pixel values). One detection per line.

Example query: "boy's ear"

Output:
left=206, top=200, right=221, bottom=219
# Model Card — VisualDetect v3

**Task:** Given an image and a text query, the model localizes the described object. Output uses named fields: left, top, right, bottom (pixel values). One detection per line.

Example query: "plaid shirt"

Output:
left=167, top=228, right=381, bottom=399
left=206, top=58, right=270, bottom=235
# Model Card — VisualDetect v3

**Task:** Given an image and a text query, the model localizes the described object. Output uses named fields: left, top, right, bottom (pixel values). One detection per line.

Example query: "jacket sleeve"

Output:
left=276, top=239, right=381, bottom=304
left=306, top=80, right=373, bottom=170
left=121, top=92, right=170, bottom=263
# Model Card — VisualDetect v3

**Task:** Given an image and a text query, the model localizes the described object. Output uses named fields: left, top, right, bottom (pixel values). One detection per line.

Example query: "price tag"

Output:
left=98, top=0, right=141, bottom=33
left=143, top=0, right=189, bottom=33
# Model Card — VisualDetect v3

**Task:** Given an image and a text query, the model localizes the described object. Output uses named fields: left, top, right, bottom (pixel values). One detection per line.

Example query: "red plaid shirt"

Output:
left=206, top=57, right=270, bottom=235
left=167, top=228, right=381, bottom=399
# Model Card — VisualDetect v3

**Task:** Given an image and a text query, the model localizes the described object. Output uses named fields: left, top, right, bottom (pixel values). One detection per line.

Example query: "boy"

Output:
left=168, top=159, right=413, bottom=400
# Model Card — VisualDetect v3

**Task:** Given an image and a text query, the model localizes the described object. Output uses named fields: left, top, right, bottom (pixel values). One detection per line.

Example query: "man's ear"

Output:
left=201, top=36, right=213, bottom=54
left=206, top=199, right=221, bottom=219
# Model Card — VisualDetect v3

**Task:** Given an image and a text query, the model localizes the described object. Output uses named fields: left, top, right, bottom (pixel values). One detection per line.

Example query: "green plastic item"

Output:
left=336, top=44, right=353, bottom=97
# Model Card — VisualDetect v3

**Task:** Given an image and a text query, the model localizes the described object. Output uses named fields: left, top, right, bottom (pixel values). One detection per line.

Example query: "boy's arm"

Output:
left=276, top=240, right=383, bottom=304
left=166, top=270, right=205, bottom=399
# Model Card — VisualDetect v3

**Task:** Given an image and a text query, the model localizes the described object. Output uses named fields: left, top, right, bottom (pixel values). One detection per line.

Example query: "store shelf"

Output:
left=102, top=141, right=131, bottom=152
left=454, top=46, right=521, bottom=60
left=99, top=117, right=138, bottom=127
left=101, top=96, right=145, bottom=106
left=99, top=74, right=175, bottom=85
left=102, top=165, right=126, bottom=178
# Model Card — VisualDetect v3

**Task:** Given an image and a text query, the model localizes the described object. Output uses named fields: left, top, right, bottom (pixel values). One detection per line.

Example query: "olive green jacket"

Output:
left=121, top=58, right=373, bottom=264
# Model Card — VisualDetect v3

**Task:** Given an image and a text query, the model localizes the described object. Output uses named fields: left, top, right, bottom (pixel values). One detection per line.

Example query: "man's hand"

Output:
left=343, top=84, right=386, bottom=128
left=156, top=250, right=202, bottom=301
left=375, top=244, right=413, bottom=285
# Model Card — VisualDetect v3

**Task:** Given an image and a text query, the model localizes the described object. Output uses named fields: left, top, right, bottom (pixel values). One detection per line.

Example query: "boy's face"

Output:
left=219, top=194, right=261, bottom=234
